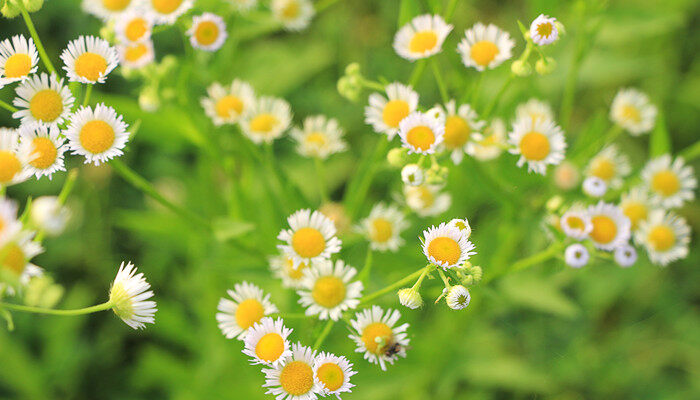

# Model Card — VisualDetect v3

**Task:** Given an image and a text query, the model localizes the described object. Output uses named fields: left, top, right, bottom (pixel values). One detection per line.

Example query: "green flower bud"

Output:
left=24, top=276, right=64, bottom=308
left=139, top=86, right=160, bottom=112
left=535, top=57, right=557, bottom=75
left=398, top=288, right=423, bottom=309
left=345, top=62, right=361, bottom=77
left=1, top=0, right=21, bottom=18
left=546, top=195, right=564, bottom=212
left=23, top=0, right=43, bottom=12
left=511, top=59, right=532, bottom=77
left=387, top=147, right=409, bottom=167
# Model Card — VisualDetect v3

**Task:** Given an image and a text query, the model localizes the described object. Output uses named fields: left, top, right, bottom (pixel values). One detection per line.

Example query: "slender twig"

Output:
left=357, top=245, right=373, bottom=284
left=409, top=60, right=427, bottom=87
left=430, top=58, right=449, bottom=104
left=0, top=99, right=18, bottom=113
left=483, top=241, right=566, bottom=284
left=482, top=73, right=514, bottom=119
left=314, top=157, right=329, bottom=204
left=18, top=3, right=56, bottom=75
left=679, top=139, right=700, bottom=161
left=359, top=266, right=429, bottom=305
left=313, top=319, right=335, bottom=350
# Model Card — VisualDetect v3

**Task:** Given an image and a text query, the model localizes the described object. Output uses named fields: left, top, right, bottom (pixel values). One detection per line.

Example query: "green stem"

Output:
left=409, top=59, right=427, bottom=87
left=443, top=0, right=461, bottom=21
left=430, top=58, right=449, bottom=104
left=315, top=0, right=342, bottom=12
left=360, top=265, right=429, bottom=305
left=437, top=269, right=451, bottom=288
left=0, top=98, right=18, bottom=113
left=82, top=84, right=93, bottom=107
left=679, top=139, right=700, bottom=161
left=357, top=245, right=373, bottom=284
left=345, top=137, right=390, bottom=219
left=314, top=157, right=329, bottom=204
left=482, top=73, right=514, bottom=119
left=0, top=301, right=113, bottom=316
left=359, top=78, right=385, bottom=91
left=313, top=319, right=335, bottom=350
left=466, top=72, right=484, bottom=105
left=483, top=241, right=566, bottom=284
left=57, top=169, right=79, bottom=205
left=410, top=265, right=431, bottom=290
left=19, top=3, right=56, bottom=75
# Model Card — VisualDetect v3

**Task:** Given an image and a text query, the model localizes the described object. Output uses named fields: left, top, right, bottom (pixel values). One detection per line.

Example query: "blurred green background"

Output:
left=1, top=0, right=699, bottom=399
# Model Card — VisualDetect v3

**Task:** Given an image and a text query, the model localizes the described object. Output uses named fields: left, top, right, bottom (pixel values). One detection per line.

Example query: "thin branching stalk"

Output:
left=0, top=301, right=113, bottom=316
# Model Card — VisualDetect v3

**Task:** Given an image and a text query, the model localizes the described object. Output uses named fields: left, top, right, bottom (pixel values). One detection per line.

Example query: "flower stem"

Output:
left=482, top=73, right=514, bottom=119
left=313, top=319, right=335, bottom=350
left=345, top=137, right=390, bottom=219
left=314, top=157, right=329, bottom=204
left=35, top=169, right=78, bottom=243
left=0, top=98, right=18, bottom=113
left=18, top=3, right=56, bottom=75
left=360, top=265, right=431, bottom=305
left=357, top=245, right=373, bottom=284
left=430, top=58, right=449, bottom=104
left=679, top=139, right=700, bottom=161
left=483, top=241, right=566, bottom=284
left=82, top=84, right=93, bottom=107
left=443, top=0, right=461, bottom=21
left=0, top=301, right=113, bottom=316
left=409, top=59, right=427, bottom=87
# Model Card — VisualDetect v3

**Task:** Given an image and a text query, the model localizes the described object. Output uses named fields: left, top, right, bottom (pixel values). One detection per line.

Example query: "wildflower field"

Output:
left=1, top=0, right=699, bottom=399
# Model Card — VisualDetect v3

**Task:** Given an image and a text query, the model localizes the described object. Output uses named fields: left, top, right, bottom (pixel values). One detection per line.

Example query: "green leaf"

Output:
left=500, top=273, right=580, bottom=318
left=650, top=110, right=672, bottom=157
left=0, top=308, right=13, bottom=331
left=212, top=218, right=256, bottom=242
left=398, top=0, right=420, bottom=27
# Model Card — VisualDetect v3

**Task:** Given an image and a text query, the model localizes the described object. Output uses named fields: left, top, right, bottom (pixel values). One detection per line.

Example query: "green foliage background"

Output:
left=1, top=0, right=699, bottom=398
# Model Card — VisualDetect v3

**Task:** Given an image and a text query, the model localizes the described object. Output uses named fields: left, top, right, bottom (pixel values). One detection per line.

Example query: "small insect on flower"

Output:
left=314, top=352, right=356, bottom=398
left=270, top=254, right=310, bottom=289
left=619, top=187, right=652, bottom=231
left=82, top=0, right=140, bottom=21
left=458, top=22, right=515, bottom=71
left=291, top=115, right=347, bottom=159
left=278, top=209, right=342, bottom=268
left=263, top=342, right=321, bottom=399
left=117, top=40, right=156, bottom=69
left=587, top=201, right=632, bottom=251
left=393, top=14, right=453, bottom=61
left=297, top=259, right=363, bottom=321
left=398, top=111, right=445, bottom=155
left=422, top=222, right=476, bottom=270
left=365, top=82, right=419, bottom=139
left=0, top=129, right=32, bottom=186
left=398, top=287, right=423, bottom=309
left=401, top=164, right=424, bottom=186
left=516, top=98, right=555, bottom=124
left=271, top=0, right=316, bottom=31
left=471, top=118, right=507, bottom=161
left=641, top=155, right=696, bottom=209
left=13, top=73, right=75, bottom=129
left=243, top=317, right=293, bottom=367
left=433, top=100, right=486, bottom=164
left=565, top=243, right=589, bottom=268
left=404, top=183, right=451, bottom=217
left=240, top=96, right=292, bottom=144
left=636, top=210, right=690, bottom=267
left=582, top=176, right=607, bottom=198
left=216, top=281, right=279, bottom=340
left=508, top=114, right=566, bottom=175
left=530, top=14, right=560, bottom=45
left=0, top=35, right=38, bottom=86
left=359, top=203, right=408, bottom=252
left=348, top=306, right=410, bottom=371
left=61, top=36, right=119, bottom=84
left=201, top=79, right=255, bottom=126
left=19, top=125, right=67, bottom=180
left=64, top=103, right=130, bottom=165
left=109, top=261, right=157, bottom=330
left=614, top=244, right=637, bottom=268
left=610, top=88, right=657, bottom=136
left=560, top=207, right=593, bottom=240
left=188, top=13, right=228, bottom=52
left=146, top=0, right=193, bottom=25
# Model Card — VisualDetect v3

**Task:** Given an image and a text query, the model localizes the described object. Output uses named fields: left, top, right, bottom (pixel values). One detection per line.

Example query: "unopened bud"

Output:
left=387, top=147, right=409, bottom=167
left=398, top=288, right=423, bottom=309
left=511, top=60, right=532, bottom=77
left=445, top=285, right=471, bottom=310
left=535, top=57, right=557, bottom=75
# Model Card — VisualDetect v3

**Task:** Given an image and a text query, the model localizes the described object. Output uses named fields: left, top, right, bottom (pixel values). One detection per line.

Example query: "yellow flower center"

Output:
left=427, top=236, right=461, bottom=265
left=416, top=186, right=434, bottom=207
left=361, top=322, right=393, bottom=354
left=195, top=21, right=220, bottom=46
left=647, top=225, right=675, bottom=252
left=109, top=282, right=134, bottom=320
left=444, top=115, right=470, bottom=149
left=103, top=0, right=131, bottom=11
left=124, top=43, right=149, bottom=62
left=370, top=217, right=393, bottom=243
left=29, top=89, right=63, bottom=123
left=409, top=31, right=438, bottom=53
left=565, top=215, right=585, bottom=230
left=80, top=120, right=116, bottom=154
left=284, top=258, right=308, bottom=280
left=249, top=113, right=278, bottom=134
left=620, top=105, right=641, bottom=123
left=406, top=125, right=435, bottom=151
left=382, top=100, right=409, bottom=128
left=519, top=131, right=550, bottom=161
left=215, top=95, right=244, bottom=119
left=74, top=52, right=108, bottom=82
left=0, top=151, right=22, bottom=183
left=254, top=332, right=285, bottom=362
left=235, top=298, right=264, bottom=330
left=281, top=1, right=300, bottom=19
left=151, top=0, right=182, bottom=14
left=312, top=276, right=346, bottom=308
left=279, top=361, right=314, bottom=396
left=590, top=215, right=617, bottom=244
left=590, top=158, right=615, bottom=181
left=622, top=202, right=647, bottom=230
left=317, top=363, right=344, bottom=392
left=125, top=18, right=148, bottom=42
left=305, top=132, right=327, bottom=146
left=4, top=53, right=32, bottom=78
left=29, top=137, right=57, bottom=170
left=1, top=243, right=26, bottom=275
left=470, top=40, right=499, bottom=67
left=651, top=170, right=680, bottom=196
left=536, top=22, right=553, bottom=38
left=291, top=227, right=325, bottom=258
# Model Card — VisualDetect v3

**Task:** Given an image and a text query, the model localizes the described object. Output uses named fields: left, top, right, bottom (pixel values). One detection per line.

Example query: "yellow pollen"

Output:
left=194, top=21, right=220, bottom=46
left=622, top=202, right=647, bottom=230
left=444, top=116, right=470, bottom=149
left=284, top=258, right=308, bottom=280
left=0, top=151, right=22, bottom=183
left=590, top=158, right=615, bottom=181
left=29, top=137, right=57, bottom=170
left=651, top=170, right=680, bottom=197
left=519, top=131, right=550, bottom=161
left=409, top=31, right=438, bottom=53
left=279, top=361, right=314, bottom=396
left=255, top=333, right=285, bottom=362
left=428, top=236, right=461, bottom=265
left=74, top=52, right=108, bottom=82
left=620, top=105, right=641, bottom=123
left=647, top=225, right=675, bottom=252
left=1, top=243, right=26, bottom=275
left=370, top=217, right=393, bottom=243
left=29, top=89, right=63, bottom=123
left=312, top=276, right=346, bottom=308
left=305, top=132, right=327, bottom=146
left=125, top=18, right=148, bottom=42
left=382, top=100, right=409, bottom=128
left=281, top=1, right=300, bottom=19
left=406, top=125, right=435, bottom=151
left=536, top=22, right=553, bottom=38
left=566, top=216, right=585, bottom=230
left=249, top=114, right=278, bottom=134
left=215, top=95, right=244, bottom=119
left=124, top=43, right=148, bottom=62
left=151, top=0, right=182, bottom=14
left=361, top=322, right=393, bottom=354
left=317, top=363, right=344, bottom=392
left=235, top=298, right=265, bottom=329
left=103, top=0, right=131, bottom=11
left=291, top=227, right=325, bottom=258
left=80, top=120, right=116, bottom=154
left=590, top=215, right=617, bottom=244
left=470, top=40, right=499, bottom=67
left=4, top=53, right=32, bottom=78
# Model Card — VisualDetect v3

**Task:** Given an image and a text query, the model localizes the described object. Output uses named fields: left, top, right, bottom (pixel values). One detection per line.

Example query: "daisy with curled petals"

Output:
left=586, top=145, right=631, bottom=189
left=114, top=10, right=154, bottom=44
left=0, top=197, right=21, bottom=244
left=364, top=82, right=419, bottom=139
left=587, top=201, right=631, bottom=251
left=398, top=111, right=444, bottom=155
left=201, top=79, right=255, bottom=126
left=641, top=155, right=696, bottom=209
left=560, top=206, right=592, bottom=240
left=458, top=22, right=515, bottom=71
left=270, top=254, right=310, bottom=289
left=243, top=317, right=293, bottom=367
left=610, top=88, right=657, bottom=135
left=314, top=352, right=356, bottom=398
left=297, top=259, right=363, bottom=321
left=13, top=73, right=75, bottom=129
left=515, top=98, right=554, bottom=123
left=188, top=13, right=228, bottom=52
left=393, top=14, right=453, bottom=61
left=278, top=209, right=342, bottom=268
left=0, top=230, right=43, bottom=290
left=434, top=100, right=485, bottom=164
left=263, top=342, right=321, bottom=400
left=271, top=0, right=315, bottom=31
left=240, top=96, right=292, bottom=144
left=508, top=114, right=566, bottom=175
left=19, top=125, right=67, bottom=180
left=348, top=305, right=410, bottom=371
left=403, top=183, right=451, bottom=217
left=0, top=35, right=38, bottom=86
left=147, top=0, right=193, bottom=25
left=61, top=36, right=119, bottom=84
left=358, top=203, right=408, bottom=252
left=64, top=103, right=130, bottom=165
left=619, top=187, right=652, bottom=231
left=471, top=118, right=507, bottom=161
left=118, top=40, right=155, bottom=69
left=82, top=0, right=139, bottom=21
left=530, top=14, right=559, bottom=46
left=565, top=243, right=589, bottom=268
left=636, top=210, right=690, bottom=267
left=614, top=244, right=637, bottom=268
left=421, top=222, right=476, bottom=269
left=291, top=115, right=347, bottom=159
left=216, top=281, right=279, bottom=340
left=109, top=261, right=157, bottom=329
left=0, top=129, right=32, bottom=186
left=446, top=285, right=471, bottom=310
left=448, top=218, right=472, bottom=239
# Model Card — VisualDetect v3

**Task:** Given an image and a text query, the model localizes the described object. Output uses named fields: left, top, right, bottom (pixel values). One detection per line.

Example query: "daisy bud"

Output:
left=446, top=285, right=471, bottom=310
left=401, top=164, right=424, bottom=186
left=546, top=195, right=564, bottom=213
left=614, top=244, right=637, bottom=268
left=535, top=57, right=557, bottom=75
left=139, top=86, right=160, bottom=112
left=564, top=243, right=589, bottom=268
left=583, top=176, right=607, bottom=197
left=387, top=147, right=409, bottom=167
left=1, top=0, right=20, bottom=18
left=511, top=59, right=532, bottom=77
left=23, top=0, right=44, bottom=12
left=345, top=62, right=361, bottom=77
left=24, top=276, right=64, bottom=309
left=466, top=265, right=482, bottom=283
left=425, top=165, right=448, bottom=185
left=398, top=288, right=423, bottom=309
left=30, top=196, right=71, bottom=237
left=337, top=76, right=361, bottom=102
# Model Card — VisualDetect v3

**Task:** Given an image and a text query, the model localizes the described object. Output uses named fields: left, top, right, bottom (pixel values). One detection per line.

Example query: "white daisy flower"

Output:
left=240, top=96, right=292, bottom=144
left=277, top=209, right=342, bottom=267
left=270, top=254, right=310, bottom=289
left=401, top=163, right=424, bottom=186
left=188, top=13, right=228, bottom=52
left=19, top=125, right=67, bottom=180
left=348, top=305, right=410, bottom=371
left=109, top=261, right=157, bottom=330
left=553, top=161, right=581, bottom=191
left=515, top=98, right=555, bottom=123
left=114, top=10, right=154, bottom=44
left=29, top=196, right=71, bottom=237
left=397, top=287, right=423, bottom=309
left=582, top=176, right=607, bottom=198
left=614, top=244, right=637, bottom=268
left=445, top=285, right=470, bottom=310
left=216, top=281, right=279, bottom=340
left=201, top=79, right=255, bottom=126
left=297, top=259, right=363, bottom=321
left=243, top=317, right=293, bottom=367
left=586, top=145, right=631, bottom=189
left=564, top=243, right=589, bottom=268
left=619, top=187, right=652, bottom=231
left=60, top=36, right=119, bottom=84
left=0, top=229, right=43, bottom=282
left=146, top=0, right=193, bottom=25
left=508, top=114, right=566, bottom=175
left=530, top=14, right=559, bottom=45
left=230, top=0, right=258, bottom=13
left=271, top=0, right=315, bottom=31
left=403, top=183, right=451, bottom=217
left=0, top=197, right=21, bottom=245
left=82, top=0, right=140, bottom=21
left=641, top=155, right=696, bottom=209
left=364, top=82, right=419, bottom=139
left=587, top=201, right=632, bottom=251
left=433, top=100, right=485, bottom=164
left=610, top=88, right=657, bottom=135
left=421, top=222, right=476, bottom=269
left=0, top=129, right=32, bottom=186
left=64, top=103, right=130, bottom=165
left=560, top=207, right=592, bottom=240
left=314, top=352, right=356, bottom=398
left=458, top=22, right=515, bottom=71
left=0, top=35, right=38, bottom=85
left=117, top=40, right=156, bottom=69
left=262, top=342, right=321, bottom=400
left=291, top=115, right=347, bottom=159
left=636, top=209, right=690, bottom=267
left=393, top=14, right=453, bottom=61
left=12, top=73, right=75, bottom=129
left=398, top=111, right=444, bottom=155
left=470, top=117, right=507, bottom=161
left=448, top=218, right=472, bottom=240
left=358, top=203, right=408, bottom=252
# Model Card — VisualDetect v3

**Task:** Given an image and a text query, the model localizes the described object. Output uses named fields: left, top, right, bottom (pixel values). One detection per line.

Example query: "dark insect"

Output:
left=383, top=342, right=405, bottom=358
